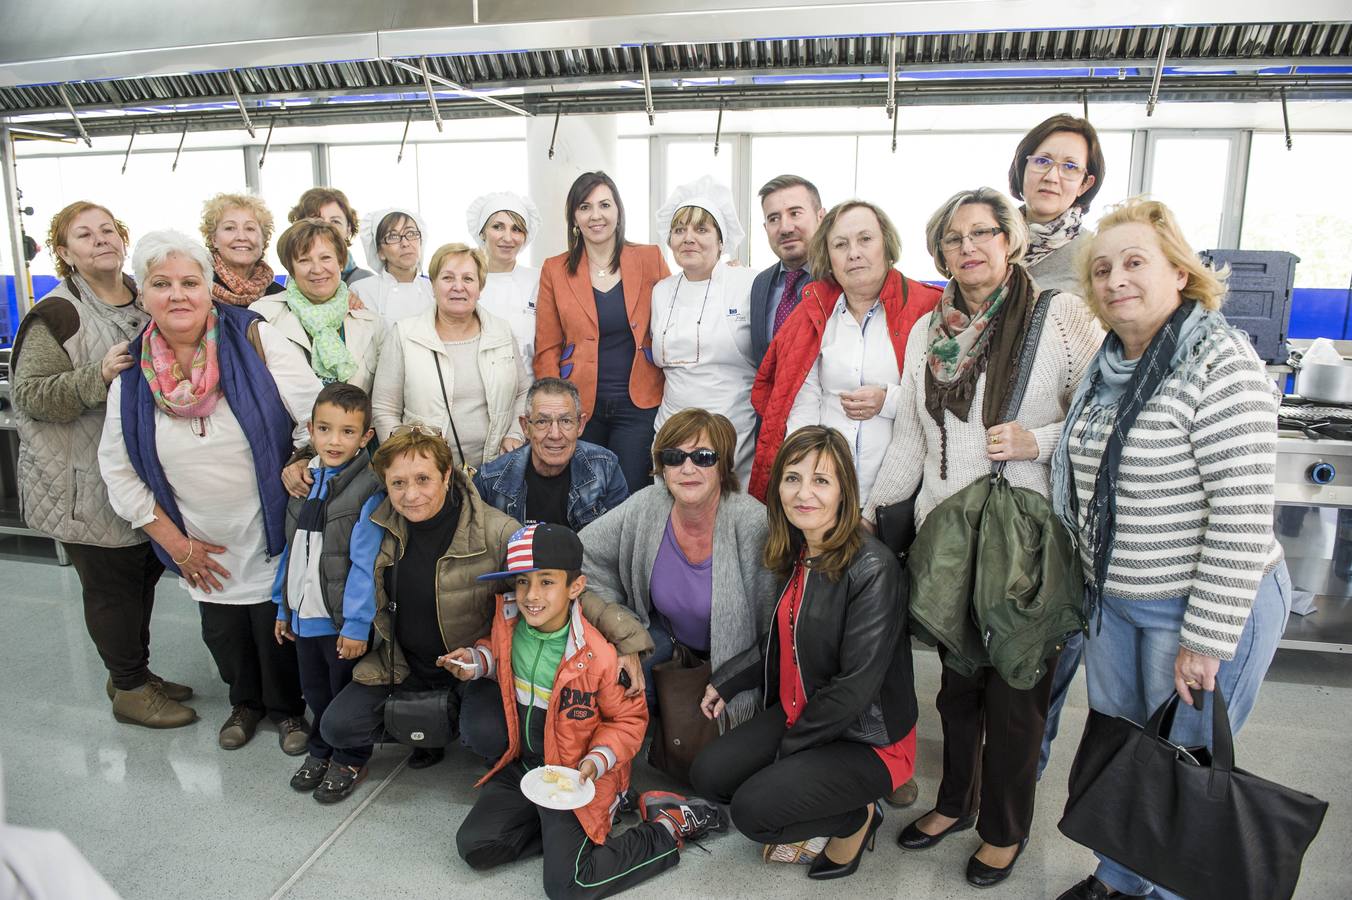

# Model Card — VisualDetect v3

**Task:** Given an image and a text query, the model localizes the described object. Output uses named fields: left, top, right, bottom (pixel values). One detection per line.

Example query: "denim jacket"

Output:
left=472, top=440, right=629, bottom=530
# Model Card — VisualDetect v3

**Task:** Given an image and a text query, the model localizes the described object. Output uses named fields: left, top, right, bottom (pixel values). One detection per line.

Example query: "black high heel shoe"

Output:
left=966, top=837, right=1029, bottom=888
left=897, top=810, right=977, bottom=849
left=807, top=802, right=884, bottom=881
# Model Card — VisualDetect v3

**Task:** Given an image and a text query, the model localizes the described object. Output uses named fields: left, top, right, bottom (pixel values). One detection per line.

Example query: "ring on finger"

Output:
left=990, top=434, right=1001, bottom=445
left=1185, top=679, right=1200, bottom=687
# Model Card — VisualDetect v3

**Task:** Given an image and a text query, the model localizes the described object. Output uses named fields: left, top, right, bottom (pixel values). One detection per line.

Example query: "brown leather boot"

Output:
left=106, top=673, right=194, bottom=703
left=111, top=682, right=198, bottom=729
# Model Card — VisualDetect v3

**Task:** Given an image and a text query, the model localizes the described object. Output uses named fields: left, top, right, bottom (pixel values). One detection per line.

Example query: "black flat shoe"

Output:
left=966, top=838, right=1029, bottom=888
left=407, top=747, right=445, bottom=769
left=897, top=810, right=977, bottom=850
left=808, top=802, right=884, bottom=881
left=1057, top=875, right=1121, bottom=899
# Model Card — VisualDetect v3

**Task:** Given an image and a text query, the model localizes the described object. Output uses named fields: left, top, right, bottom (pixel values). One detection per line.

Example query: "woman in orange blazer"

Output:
left=535, top=170, right=670, bottom=494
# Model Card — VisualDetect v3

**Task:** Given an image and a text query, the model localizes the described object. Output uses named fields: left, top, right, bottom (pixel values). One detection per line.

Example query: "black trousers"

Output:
left=580, top=396, right=659, bottom=496
left=456, top=766, right=680, bottom=900
left=62, top=542, right=164, bottom=691
left=296, top=636, right=372, bottom=767
left=689, top=704, right=892, bottom=844
left=197, top=600, right=304, bottom=721
left=934, top=649, right=1059, bottom=846
left=319, top=677, right=506, bottom=756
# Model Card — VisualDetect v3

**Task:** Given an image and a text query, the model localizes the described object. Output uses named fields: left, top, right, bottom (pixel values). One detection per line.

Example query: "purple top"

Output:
left=649, top=515, right=714, bottom=653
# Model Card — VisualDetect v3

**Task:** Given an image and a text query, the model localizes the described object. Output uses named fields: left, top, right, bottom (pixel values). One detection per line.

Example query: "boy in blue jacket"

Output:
left=273, top=383, right=385, bottom=803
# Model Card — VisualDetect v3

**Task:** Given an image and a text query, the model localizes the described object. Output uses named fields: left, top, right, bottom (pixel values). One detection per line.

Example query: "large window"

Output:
left=1242, top=133, right=1352, bottom=290
left=1145, top=135, right=1233, bottom=252
left=616, top=137, right=652, bottom=244
left=17, top=149, right=245, bottom=278
left=415, top=141, right=528, bottom=264
left=747, top=135, right=858, bottom=270
left=255, top=148, right=317, bottom=271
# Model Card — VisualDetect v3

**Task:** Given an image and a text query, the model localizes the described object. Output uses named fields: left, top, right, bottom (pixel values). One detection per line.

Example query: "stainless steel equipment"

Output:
left=1275, top=397, right=1352, bottom=652
left=1293, top=361, right=1352, bottom=407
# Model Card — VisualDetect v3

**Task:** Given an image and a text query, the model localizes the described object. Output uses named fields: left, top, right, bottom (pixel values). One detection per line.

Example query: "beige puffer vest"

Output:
left=12, top=278, right=149, bottom=547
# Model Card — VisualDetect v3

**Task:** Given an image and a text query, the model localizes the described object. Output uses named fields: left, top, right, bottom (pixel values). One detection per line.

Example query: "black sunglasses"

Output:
left=658, top=448, right=719, bottom=468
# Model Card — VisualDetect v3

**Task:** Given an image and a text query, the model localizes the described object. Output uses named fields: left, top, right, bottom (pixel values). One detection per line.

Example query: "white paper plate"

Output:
left=520, top=765, right=596, bottom=811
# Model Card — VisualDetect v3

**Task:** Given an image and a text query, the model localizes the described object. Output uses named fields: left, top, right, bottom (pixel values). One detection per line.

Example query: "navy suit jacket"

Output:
left=751, top=262, right=798, bottom=367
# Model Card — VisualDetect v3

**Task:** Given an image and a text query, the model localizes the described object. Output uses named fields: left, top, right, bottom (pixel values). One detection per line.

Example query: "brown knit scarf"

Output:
left=211, top=250, right=276, bottom=306
left=923, top=263, right=1037, bottom=477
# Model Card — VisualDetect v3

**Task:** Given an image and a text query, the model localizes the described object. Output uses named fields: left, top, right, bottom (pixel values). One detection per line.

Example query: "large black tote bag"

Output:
left=1058, top=687, right=1327, bottom=900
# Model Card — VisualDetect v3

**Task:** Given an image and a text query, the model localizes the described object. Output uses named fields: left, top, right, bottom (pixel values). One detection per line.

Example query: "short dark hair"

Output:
left=289, top=187, right=359, bottom=244
left=526, top=377, right=582, bottom=415
left=276, top=217, right=348, bottom=275
left=1008, top=114, right=1106, bottom=213
left=565, top=171, right=627, bottom=276
left=313, top=382, right=372, bottom=432
left=758, top=174, right=822, bottom=210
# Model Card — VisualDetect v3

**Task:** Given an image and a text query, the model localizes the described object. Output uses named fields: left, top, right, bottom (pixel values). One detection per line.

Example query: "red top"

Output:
left=774, top=558, right=917, bottom=791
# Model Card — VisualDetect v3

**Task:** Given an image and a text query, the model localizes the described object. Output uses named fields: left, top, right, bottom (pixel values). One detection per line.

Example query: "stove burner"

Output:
left=1278, top=415, right=1352, bottom=440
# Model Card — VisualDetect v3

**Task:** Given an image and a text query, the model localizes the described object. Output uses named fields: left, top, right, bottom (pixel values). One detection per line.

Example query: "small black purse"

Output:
left=381, top=557, right=454, bottom=748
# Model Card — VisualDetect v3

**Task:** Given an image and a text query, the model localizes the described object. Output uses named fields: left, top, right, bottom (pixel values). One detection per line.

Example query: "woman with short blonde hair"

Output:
left=370, top=241, right=528, bottom=470
left=200, top=192, right=283, bottom=306
left=1051, top=198, right=1288, bottom=900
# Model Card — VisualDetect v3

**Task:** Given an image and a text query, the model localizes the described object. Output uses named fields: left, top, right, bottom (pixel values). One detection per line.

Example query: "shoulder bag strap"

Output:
left=387, top=554, right=399, bottom=697
left=992, top=288, right=1057, bottom=477
left=429, top=348, right=469, bottom=472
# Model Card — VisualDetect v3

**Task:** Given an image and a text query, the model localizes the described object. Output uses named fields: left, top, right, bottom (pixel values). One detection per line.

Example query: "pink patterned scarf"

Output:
left=139, top=307, right=222, bottom=418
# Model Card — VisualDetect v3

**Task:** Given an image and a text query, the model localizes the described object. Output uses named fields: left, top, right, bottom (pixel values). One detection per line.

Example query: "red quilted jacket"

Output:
left=748, top=269, right=942, bottom=500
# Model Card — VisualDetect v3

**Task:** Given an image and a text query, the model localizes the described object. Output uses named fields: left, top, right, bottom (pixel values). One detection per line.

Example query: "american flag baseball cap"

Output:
left=476, top=522, right=584, bottom=582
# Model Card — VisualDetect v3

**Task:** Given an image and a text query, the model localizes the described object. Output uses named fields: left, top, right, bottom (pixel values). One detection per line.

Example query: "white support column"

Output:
left=525, top=113, right=617, bottom=260
left=1, top=127, right=33, bottom=319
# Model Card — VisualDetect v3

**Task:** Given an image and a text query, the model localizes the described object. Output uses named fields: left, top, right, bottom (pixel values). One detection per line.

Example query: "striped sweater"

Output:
left=1065, top=328, right=1283, bottom=660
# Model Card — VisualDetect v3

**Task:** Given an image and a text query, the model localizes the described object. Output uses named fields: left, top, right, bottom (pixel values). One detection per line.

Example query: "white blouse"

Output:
left=786, top=296, right=902, bottom=502
left=650, top=261, right=759, bottom=482
left=98, top=324, right=322, bottom=606
left=479, top=264, right=540, bottom=367
left=350, top=270, right=434, bottom=324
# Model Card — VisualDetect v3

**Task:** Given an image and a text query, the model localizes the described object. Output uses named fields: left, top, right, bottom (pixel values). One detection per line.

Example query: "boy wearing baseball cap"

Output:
left=448, top=523, right=723, bottom=897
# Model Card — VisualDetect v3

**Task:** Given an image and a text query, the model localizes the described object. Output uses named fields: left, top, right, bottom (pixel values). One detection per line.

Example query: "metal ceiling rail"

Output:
left=2, top=22, right=1349, bottom=123
left=11, top=73, right=1350, bottom=140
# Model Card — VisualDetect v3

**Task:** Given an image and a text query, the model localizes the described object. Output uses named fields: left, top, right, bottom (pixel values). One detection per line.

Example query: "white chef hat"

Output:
left=465, top=192, right=542, bottom=248
left=656, top=175, right=746, bottom=257
left=360, top=207, right=429, bottom=274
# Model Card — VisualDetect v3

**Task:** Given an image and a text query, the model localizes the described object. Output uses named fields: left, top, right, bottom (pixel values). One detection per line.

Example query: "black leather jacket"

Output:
left=712, top=533, right=918, bottom=758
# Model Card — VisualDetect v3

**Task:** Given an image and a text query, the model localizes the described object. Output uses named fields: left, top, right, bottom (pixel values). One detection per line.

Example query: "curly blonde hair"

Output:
left=200, top=193, right=275, bottom=252
left=47, top=202, right=130, bottom=279
left=1077, top=196, right=1229, bottom=324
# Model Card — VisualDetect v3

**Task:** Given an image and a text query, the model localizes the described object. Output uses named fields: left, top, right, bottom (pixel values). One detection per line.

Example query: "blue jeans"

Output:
left=641, top=618, right=676, bottom=712
left=1084, top=562, right=1292, bottom=898
left=1037, top=631, right=1084, bottom=778
left=582, top=395, right=659, bottom=495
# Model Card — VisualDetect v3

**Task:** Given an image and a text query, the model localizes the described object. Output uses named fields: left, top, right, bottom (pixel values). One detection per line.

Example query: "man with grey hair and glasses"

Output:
left=750, top=174, right=826, bottom=365
left=473, top=377, right=629, bottom=529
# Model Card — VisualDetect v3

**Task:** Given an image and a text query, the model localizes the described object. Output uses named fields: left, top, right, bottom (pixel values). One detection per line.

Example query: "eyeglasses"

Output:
left=381, top=228, right=422, bottom=246
left=658, top=448, right=719, bottom=468
left=527, top=415, right=580, bottom=433
left=390, top=423, right=443, bottom=438
left=940, top=226, right=1004, bottom=252
left=1025, top=154, right=1087, bottom=181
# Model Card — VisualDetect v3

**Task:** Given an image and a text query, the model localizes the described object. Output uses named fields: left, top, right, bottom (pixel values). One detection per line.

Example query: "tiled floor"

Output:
left=1, top=534, right=1348, bottom=899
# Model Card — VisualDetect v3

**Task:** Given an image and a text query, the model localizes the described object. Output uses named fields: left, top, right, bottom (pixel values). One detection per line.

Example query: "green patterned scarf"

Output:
left=284, top=278, right=357, bottom=384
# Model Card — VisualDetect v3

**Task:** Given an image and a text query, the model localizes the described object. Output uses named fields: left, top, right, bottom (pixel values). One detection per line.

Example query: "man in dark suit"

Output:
left=749, top=175, right=826, bottom=366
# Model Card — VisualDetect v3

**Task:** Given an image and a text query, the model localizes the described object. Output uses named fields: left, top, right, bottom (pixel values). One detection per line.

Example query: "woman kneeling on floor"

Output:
left=689, top=425, right=917, bottom=881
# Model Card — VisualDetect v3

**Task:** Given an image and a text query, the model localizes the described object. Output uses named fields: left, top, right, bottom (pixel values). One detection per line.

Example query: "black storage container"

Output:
left=1199, top=249, right=1300, bottom=363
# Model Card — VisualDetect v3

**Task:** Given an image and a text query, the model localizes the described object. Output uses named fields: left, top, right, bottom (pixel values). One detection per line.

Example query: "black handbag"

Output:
left=1058, top=687, right=1328, bottom=900
left=875, top=488, right=920, bottom=560
left=381, top=557, right=454, bottom=748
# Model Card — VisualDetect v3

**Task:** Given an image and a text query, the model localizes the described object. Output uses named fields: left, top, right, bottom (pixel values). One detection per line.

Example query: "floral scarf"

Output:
left=1023, top=206, right=1083, bottom=269
left=284, top=278, right=357, bottom=384
left=139, top=307, right=222, bottom=418
left=211, top=251, right=277, bottom=306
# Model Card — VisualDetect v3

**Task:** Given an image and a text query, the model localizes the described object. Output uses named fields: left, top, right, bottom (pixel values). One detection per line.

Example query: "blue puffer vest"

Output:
left=120, top=302, right=295, bottom=575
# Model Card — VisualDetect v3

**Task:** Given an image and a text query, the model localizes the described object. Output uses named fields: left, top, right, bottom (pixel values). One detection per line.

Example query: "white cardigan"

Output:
left=247, top=296, right=384, bottom=395
left=370, top=305, right=530, bottom=461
